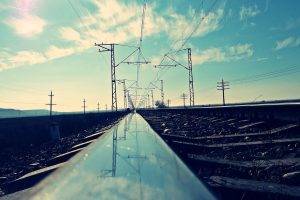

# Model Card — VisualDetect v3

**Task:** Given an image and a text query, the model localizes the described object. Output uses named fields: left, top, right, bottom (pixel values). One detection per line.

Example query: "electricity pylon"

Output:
left=95, top=43, right=149, bottom=111
left=95, top=43, right=117, bottom=111
left=150, top=81, right=164, bottom=104
left=154, top=48, right=194, bottom=106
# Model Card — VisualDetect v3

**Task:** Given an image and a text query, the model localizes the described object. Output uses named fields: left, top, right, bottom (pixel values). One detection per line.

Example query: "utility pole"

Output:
left=217, top=78, right=230, bottom=106
left=147, top=94, right=150, bottom=108
left=82, top=99, right=87, bottom=114
left=127, top=90, right=131, bottom=109
left=105, top=104, right=108, bottom=111
left=167, top=99, right=171, bottom=107
left=46, top=91, right=56, bottom=118
left=150, top=89, right=154, bottom=108
left=180, top=93, right=187, bottom=107
left=187, top=48, right=194, bottom=106
left=160, top=80, right=164, bottom=104
left=97, top=102, right=100, bottom=113
left=123, top=81, right=127, bottom=109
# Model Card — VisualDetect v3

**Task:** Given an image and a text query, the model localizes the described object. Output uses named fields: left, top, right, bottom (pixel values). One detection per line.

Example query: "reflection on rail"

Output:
left=28, top=114, right=215, bottom=199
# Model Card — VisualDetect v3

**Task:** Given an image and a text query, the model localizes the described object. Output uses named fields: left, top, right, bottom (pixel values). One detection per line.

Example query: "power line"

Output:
left=138, top=0, right=220, bottom=108
left=176, top=0, right=219, bottom=51
left=0, top=84, right=45, bottom=95
left=199, top=66, right=300, bottom=93
left=230, top=66, right=300, bottom=84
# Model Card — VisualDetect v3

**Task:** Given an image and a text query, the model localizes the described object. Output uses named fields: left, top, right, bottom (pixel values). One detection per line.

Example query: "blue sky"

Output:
left=0, top=0, right=299, bottom=111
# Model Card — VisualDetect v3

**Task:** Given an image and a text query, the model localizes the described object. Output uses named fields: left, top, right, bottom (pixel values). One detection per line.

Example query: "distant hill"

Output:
left=0, top=108, right=60, bottom=118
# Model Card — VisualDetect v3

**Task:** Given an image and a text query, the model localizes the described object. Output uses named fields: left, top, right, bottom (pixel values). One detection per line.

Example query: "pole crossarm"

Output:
left=154, top=64, right=177, bottom=68
left=149, top=82, right=160, bottom=90
left=165, top=54, right=188, bottom=70
left=115, top=43, right=139, bottom=48
left=115, top=48, right=139, bottom=67
left=128, top=86, right=143, bottom=90
left=167, top=48, right=190, bottom=55
left=130, top=94, right=148, bottom=97
left=95, top=43, right=112, bottom=51
left=114, top=48, right=151, bottom=67
left=124, top=61, right=151, bottom=65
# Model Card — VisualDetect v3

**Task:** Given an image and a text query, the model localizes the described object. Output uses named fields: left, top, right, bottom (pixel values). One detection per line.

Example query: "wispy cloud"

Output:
left=239, top=5, right=260, bottom=21
left=0, top=0, right=225, bottom=70
left=45, top=46, right=75, bottom=60
left=0, top=45, right=79, bottom=71
left=275, top=36, right=300, bottom=50
left=257, top=57, right=268, bottom=62
left=193, top=43, right=254, bottom=65
left=60, top=27, right=82, bottom=43
left=2, top=50, right=46, bottom=70
left=166, top=7, right=224, bottom=45
left=69, top=0, right=225, bottom=47
left=264, top=0, right=270, bottom=12
left=270, top=18, right=300, bottom=32
left=285, top=18, right=300, bottom=31
left=4, top=14, right=46, bottom=38
left=3, top=0, right=46, bottom=38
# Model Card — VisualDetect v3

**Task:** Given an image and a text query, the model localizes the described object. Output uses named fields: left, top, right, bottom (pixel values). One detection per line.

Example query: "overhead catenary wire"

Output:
left=138, top=0, right=220, bottom=108
left=198, top=65, right=300, bottom=96
left=150, top=1, right=219, bottom=79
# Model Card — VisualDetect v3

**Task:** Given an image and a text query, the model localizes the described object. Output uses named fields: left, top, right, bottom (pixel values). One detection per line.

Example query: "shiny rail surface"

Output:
left=27, top=113, right=215, bottom=200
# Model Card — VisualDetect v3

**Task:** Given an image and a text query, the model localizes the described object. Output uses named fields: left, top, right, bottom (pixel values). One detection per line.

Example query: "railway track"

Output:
left=138, top=106, right=300, bottom=200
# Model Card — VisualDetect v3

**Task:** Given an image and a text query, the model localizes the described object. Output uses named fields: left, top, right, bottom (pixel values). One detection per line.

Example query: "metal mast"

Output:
left=150, top=89, right=154, bottom=108
left=137, top=3, right=146, bottom=86
left=135, top=3, right=147, bottom=107
left=187, top=48, right=194, bottom=106
left=160, top=80, right=164, bottom=104
left=154, top=48, right=194, bottom=107
left=95, top=43, right=118, bottom=111
left=111, top=44, right=117, bottom=111
left=123, top=81, right=127, bottom=109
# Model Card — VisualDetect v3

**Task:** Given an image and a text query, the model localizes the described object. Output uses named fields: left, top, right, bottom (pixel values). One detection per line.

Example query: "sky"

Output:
left=0, top=0, right=299, bottom=112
